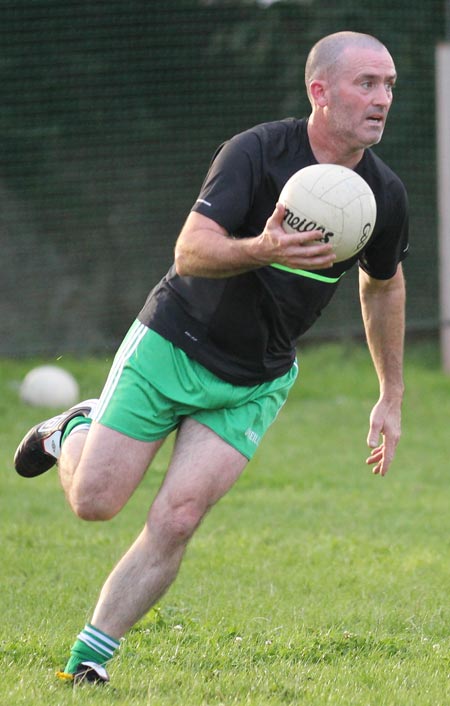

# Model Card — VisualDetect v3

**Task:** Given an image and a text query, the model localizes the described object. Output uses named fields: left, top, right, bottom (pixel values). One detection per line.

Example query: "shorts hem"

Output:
left=96, top=419, right=172, bottom=443
left=191, top=418, right=254, bottom=461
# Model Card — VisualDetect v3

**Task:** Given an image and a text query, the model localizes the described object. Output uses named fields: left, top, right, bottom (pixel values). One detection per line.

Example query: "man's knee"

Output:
left=70, top=492, right=120, bottom=521
left=69, top=471, right=125, bottom=521
left=149, top=497, right=205, bottom=546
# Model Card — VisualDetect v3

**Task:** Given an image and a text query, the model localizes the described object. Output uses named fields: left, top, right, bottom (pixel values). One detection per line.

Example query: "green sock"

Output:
left=61, top=416, right=92, bottom=446
left=64, top=623, right=120, bottom=674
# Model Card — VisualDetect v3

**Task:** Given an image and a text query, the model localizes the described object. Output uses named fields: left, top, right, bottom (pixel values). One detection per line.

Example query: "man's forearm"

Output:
left=359, top=265, right=405, bottom=399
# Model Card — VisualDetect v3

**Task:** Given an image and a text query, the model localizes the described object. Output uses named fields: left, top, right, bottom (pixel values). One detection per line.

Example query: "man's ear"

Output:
left=309, top=79, right=328, bottom=107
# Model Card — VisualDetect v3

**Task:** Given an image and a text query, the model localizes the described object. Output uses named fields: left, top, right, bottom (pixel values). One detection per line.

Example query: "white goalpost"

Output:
left=436, top=39, right=450, bottom=372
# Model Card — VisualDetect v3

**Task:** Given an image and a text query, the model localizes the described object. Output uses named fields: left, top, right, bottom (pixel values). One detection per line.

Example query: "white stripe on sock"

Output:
left=67, top=422, right=91, bottom=437
left=78, top=633, right=115, bottom=658
left=84, top=624, right=120, bottom=650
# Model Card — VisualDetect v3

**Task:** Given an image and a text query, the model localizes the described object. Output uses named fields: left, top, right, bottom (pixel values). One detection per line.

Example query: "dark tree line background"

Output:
left=0, top=0, right=445, bottom=355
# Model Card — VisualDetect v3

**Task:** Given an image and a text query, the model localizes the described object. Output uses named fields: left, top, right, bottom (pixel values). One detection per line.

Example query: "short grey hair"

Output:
left=305, top=31, right=388, bottom=98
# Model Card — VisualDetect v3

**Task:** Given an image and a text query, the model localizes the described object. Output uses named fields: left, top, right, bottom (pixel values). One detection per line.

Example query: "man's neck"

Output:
left=307, top=117, right=364, bottom=169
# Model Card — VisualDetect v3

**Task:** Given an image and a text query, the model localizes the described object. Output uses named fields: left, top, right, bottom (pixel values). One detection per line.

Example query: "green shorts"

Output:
left=93, top=321, right=298, bottom=459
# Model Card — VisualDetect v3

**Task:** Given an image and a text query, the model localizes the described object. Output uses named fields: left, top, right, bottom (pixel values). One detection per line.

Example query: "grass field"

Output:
left=1, top=341, right=449, bottom=706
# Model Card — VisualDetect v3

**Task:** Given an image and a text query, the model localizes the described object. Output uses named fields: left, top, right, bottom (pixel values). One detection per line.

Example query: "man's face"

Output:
left=325, top=46, right=397, bottom=149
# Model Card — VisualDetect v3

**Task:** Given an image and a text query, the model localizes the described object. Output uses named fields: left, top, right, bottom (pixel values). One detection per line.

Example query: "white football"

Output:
left=19, top=365, right=79, bottom=408
left=279, top=163, right=377, bottom=262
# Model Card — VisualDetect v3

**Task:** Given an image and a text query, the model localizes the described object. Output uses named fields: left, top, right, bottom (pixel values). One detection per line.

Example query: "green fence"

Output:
left=0, top=0, right=446, bottom=356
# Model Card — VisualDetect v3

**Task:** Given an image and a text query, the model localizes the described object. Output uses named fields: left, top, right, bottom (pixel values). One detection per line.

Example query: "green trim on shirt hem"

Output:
left=270, top=263, right=346, bottom=283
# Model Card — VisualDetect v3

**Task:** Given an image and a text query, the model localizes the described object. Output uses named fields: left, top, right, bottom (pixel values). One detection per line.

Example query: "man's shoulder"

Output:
left=361, top=149, right=407, bottom=195
left=231, top=117, right=307, bottom=148
left=223, top=118, right=310, bottom=171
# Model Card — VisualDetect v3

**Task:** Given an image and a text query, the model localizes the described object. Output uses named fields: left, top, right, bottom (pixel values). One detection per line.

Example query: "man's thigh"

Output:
left=73, top=421, right=165, bottom=513
left=155, top=418, right=248, bottom=513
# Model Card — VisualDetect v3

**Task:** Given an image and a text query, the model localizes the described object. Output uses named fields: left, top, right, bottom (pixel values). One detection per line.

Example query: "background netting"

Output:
left=0, top=0, right=446, bottom=356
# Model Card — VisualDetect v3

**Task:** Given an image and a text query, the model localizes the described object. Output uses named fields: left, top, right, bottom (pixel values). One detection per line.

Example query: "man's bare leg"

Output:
left=58, top=420, right=165, bottom=520
left=89, top=417, right=248, bottom=638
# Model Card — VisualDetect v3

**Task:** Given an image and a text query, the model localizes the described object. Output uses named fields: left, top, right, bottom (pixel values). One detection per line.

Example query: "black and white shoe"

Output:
left=14, top=399, right=98, bottom=478
left=56, top=661, right=110, bottom=685
left=73, top=661, right=110, bottom=685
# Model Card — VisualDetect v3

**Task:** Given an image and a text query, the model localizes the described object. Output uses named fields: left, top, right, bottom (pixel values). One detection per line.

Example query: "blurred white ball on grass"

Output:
left=19, top=365, right=80, bottom=408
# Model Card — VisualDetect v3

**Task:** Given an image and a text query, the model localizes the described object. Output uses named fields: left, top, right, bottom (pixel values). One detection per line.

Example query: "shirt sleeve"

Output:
left=358, top=178, right=409, bottom=280
left=191, top=130, right=263, bottom=234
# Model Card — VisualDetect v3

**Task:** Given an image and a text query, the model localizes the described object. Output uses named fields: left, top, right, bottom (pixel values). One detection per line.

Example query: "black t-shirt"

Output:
left=139, top=118, right=409, bottom=385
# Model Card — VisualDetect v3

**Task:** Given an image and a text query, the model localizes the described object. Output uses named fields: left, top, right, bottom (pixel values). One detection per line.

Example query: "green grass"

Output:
left=1, top=342, right=450, bottom=705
